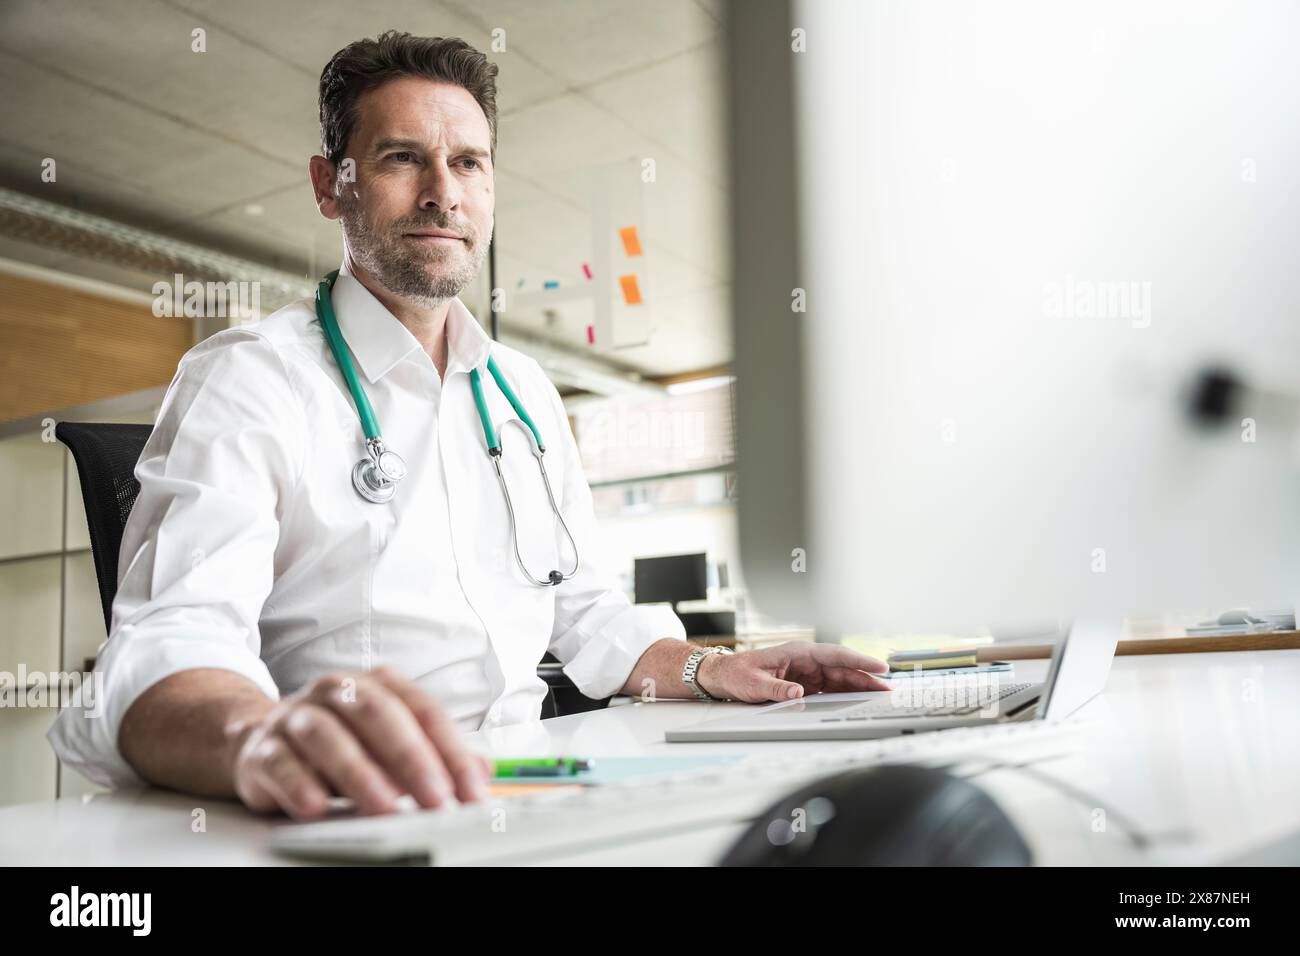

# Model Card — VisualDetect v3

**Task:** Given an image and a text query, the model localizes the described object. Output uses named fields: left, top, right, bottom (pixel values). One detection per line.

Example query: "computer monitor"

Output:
left=634, top=553, right=709, bottom=606
left=729, top=0, right=1300, bottom=634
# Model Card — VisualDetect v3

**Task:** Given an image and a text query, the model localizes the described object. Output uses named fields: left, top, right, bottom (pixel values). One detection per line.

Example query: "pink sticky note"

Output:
left=586, top=324, right=595, bottom=345
left=582, top=262, right=593, bottom=279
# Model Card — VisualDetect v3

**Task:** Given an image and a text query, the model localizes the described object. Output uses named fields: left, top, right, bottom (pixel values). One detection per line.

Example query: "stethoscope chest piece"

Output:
left=352, top=438, right=406, bottom=504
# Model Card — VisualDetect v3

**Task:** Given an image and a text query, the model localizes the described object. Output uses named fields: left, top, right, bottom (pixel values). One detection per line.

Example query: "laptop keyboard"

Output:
left=821, top=681, right=1035, bottom=721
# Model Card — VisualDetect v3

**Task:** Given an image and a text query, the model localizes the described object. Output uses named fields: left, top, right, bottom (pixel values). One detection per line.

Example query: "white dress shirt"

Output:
left=49, top=261, right=683, bottom=788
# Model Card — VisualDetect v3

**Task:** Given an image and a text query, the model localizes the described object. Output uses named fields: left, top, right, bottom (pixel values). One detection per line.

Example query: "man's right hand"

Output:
left=230, top=667, right=491, bottom=820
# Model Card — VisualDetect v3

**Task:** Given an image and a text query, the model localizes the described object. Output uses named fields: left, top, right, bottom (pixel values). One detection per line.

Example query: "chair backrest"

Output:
left=55, top=422, right=152, bottom=635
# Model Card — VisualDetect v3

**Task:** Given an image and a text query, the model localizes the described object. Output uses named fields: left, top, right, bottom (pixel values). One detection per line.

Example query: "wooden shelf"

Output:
left=979, top=631, right=1300, bottom=661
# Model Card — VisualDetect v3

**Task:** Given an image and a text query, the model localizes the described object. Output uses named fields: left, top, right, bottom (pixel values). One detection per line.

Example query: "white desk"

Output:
left=2, top=650, right=1298, bottom=866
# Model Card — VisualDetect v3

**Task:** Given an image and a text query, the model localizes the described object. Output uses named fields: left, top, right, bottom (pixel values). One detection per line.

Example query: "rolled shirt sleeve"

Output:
left=541, top=382, right=686, bottom=700
left=48, top=329, right=306, bottom=788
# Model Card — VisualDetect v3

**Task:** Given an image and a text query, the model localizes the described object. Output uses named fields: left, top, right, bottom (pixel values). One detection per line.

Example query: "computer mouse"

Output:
left=718, top=763, right=1032, bottom=866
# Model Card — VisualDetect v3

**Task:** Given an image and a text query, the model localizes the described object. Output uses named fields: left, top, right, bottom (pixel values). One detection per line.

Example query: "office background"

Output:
left=0, top=0, right=749, bottom=806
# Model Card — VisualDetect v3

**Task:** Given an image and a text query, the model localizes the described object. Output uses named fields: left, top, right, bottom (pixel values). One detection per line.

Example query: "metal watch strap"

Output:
left=683, top=646, right=733, bottom=701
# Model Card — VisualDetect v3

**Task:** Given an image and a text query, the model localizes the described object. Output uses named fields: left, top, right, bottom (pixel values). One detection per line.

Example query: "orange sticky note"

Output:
left=619, top=273, right=643, bottom=305
left=488, top=783, right=585, bottom=798
left=619, top=225, right=643, bottom=257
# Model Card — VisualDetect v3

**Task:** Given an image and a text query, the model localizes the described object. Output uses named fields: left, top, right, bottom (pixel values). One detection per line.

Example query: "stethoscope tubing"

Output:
left=315, top=270, right=580, bottom=587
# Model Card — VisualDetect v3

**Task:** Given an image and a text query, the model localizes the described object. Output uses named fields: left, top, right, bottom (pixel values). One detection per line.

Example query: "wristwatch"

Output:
left=682, top=646, right=734, bottom=701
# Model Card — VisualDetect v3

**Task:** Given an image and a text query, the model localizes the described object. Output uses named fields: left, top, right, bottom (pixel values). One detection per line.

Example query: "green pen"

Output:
left=492, top=757, right=594, bottom=778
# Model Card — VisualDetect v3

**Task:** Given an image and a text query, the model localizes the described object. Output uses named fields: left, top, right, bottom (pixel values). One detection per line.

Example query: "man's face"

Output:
left=326, top=76, right=495, bottom=304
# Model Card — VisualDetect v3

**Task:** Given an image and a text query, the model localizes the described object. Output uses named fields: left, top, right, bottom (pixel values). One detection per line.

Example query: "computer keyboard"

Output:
left=270, top=716, right=1087, bottom=865
left=826, top=682, right=1035, bottom=721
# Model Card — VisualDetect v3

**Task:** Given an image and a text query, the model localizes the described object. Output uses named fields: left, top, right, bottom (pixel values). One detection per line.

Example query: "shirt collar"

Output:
left=330, top=259, right=492, bottom=383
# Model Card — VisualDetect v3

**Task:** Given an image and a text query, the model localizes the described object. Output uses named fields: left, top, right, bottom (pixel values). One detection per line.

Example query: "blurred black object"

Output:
left=1187, top=366, right=1243, bottom=428
left=719, top=764, right=1032, bottom=866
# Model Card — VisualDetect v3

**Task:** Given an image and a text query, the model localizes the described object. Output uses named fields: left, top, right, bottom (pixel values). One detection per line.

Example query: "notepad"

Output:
left=887, top=647, right=979, bottom=670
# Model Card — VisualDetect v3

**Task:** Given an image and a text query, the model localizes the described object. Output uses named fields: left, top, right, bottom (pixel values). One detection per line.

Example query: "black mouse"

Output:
left=719, top=763, right=1032, bottom=866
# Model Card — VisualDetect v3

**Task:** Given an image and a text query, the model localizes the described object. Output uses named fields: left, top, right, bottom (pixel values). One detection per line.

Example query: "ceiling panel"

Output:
left=167, top=0, right=569, bottom=114
left=0, top=0, right=732, bottom=378
left=445, top=0, right=721, bottom=88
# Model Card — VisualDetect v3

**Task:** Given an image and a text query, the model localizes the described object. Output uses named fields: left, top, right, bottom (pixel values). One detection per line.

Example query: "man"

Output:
left=49, top=31, right=890, bottom=820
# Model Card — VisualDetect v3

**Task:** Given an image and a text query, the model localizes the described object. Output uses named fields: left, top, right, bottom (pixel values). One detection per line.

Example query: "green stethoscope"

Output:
left=315, top=270, right=580, bottom=587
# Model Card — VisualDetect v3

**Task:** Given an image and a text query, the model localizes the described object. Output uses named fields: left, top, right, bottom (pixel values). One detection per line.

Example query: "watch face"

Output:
left=377, top=450, right=407, bottom=481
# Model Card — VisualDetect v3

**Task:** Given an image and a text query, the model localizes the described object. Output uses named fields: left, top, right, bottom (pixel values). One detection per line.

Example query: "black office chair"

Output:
left=56, top=422, right=152, bottom=633
left=537, top=654, right=611, bottom=719
left=55, top=421, right=606, bottom=719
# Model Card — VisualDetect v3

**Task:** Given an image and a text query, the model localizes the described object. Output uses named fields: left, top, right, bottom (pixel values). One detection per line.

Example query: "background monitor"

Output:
left=634, top=552, right=709, bottom=607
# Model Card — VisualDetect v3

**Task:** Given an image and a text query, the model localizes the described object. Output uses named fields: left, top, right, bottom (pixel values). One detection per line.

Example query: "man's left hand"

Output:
left=697, top=642, right=892, bottom=702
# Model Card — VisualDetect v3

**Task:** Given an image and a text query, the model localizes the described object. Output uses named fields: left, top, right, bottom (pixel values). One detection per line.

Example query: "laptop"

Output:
left=665, top=630, right=1117, bottom=742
